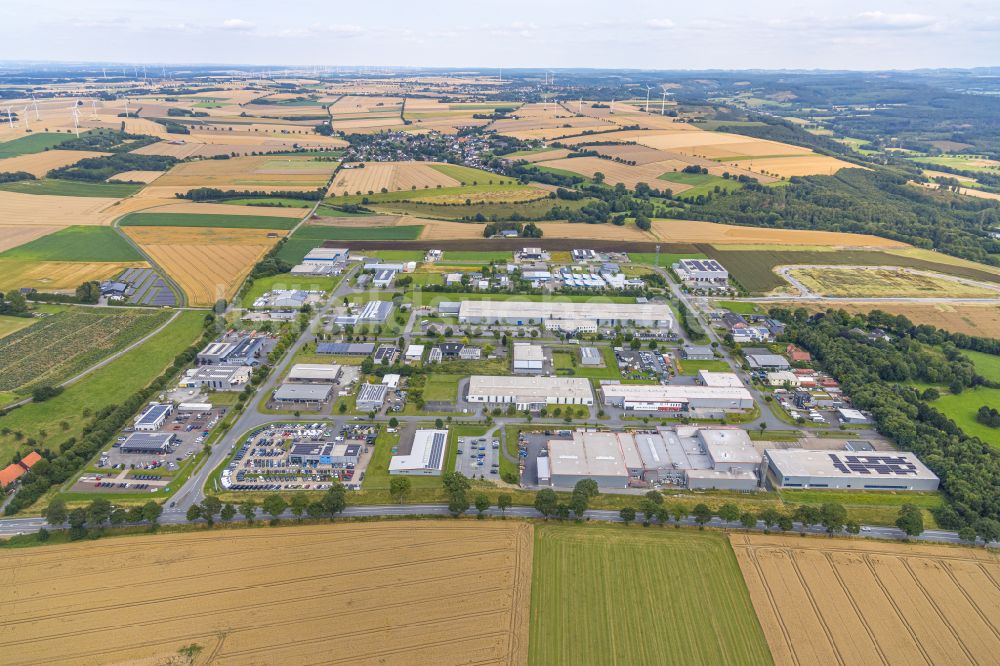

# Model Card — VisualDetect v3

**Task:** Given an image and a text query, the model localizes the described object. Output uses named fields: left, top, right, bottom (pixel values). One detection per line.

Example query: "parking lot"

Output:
left=615, top=348, right=672, bottom=380
left=454, top=435, right=501, bottom=480
left=516, top=430, right=573, bottom=488
left=222, top=422, right=377, bottom=492
left=72, top=407, right=226, bottom=494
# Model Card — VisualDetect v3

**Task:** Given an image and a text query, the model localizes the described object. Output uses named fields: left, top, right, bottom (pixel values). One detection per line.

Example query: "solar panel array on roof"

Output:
left=427, top=432, right=445, bottom=469
left=316, top=342, right=375, bottom=355
left=136, top=404, right=171, bottom=426
left=828, top=453, right=919, bottom=476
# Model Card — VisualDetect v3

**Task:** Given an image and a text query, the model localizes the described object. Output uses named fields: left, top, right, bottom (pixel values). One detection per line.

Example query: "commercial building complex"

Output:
left=467, top=376, right=594, bottom=410
left=119, top=432, right=175, bottom=454
left=599, top=384, right=754, bottom=414
left=271, top=384, right=333, bottom=405
left=356, top=383, right=389, bottom=411
left=134, top=403, right=172, bottom=431
left=288, top=442, right=361, bottom=467
left=544, top=427, right=762, bottom=491
left=765, top=449, right=939, bottom=491
left=287, top=364, right=342, bottom=383
left=512, top=343, right=544, bottom=373
left=672, top=258, right=729, bottom=286
left=457, top=300, right=674, bottom=330
left=316, top=342, right=375, bottom=356
left=181, top=364, right=253, bottom=391
left=389, top=429, right=448, bottom=476
left=334, top=300, right=393, bottom=326
left=197, top=335, right=266, bottom=366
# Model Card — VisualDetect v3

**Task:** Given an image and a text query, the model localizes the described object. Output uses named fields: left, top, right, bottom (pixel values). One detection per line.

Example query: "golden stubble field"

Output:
left=0, top=522, right=533, bottom=666
left=771, top=301, right=1000, bottom=337
left=329, top=161, right=459, bottom=195
left=146, top=155, right=337, bottom=197
left=124, top=227, right=283, bottom=306
left=0, top=259, right=149, bottom=292
left=0, top=190, right=121, bottom=226
left=0, top=149, right=109, bottom=177
left=731, top=534, right=1000, bottom=666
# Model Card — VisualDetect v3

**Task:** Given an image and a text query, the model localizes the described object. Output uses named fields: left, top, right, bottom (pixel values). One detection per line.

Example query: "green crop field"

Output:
left=0, top=225, right=143, bottom=262
left=242, top=273, right=342, bottom=306
left=528, top=524, right=772, bottom=666
left=0, top=133, right=76, bottom=158
left=926, top=387, right=1000, bottom=446
left=715, top=300, right=764, bottom=315
left=218, top=197, right=313, bottom=209
left=659, top=171, right=743, bottom=198
left=0, top=311, right=204, bottom=467
left=702, top=248, right=1000, bottom=294
left=0, top=178, right=142, bottom=198
left=370, top=196, right=589, bottom=222
left=0, top=315, right=35, bottom=340
left=0, top=307, right=172, bottom=394
left=119, top=211, right=300, bottom=230
left=627, top=251, right=704, bottom=267
left=439, top=251, right=513, bottom=263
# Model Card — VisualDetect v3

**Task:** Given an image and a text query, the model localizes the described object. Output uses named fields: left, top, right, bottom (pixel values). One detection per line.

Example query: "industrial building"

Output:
left=672, top=258, right=729, bottom=285
left=119, top=432, right=175, bottom=454
left=744, top=350, right=791, bottom=371
left=272, top=383, right=333, bottom=405
left=316, top=342, right=375, bottom=356
left=287, top=364, right=342, bottom=383
left=372, top=269, right=396, bottom=288
left=512, top=343, right=544, bottom=373
left=548, top=432, right=630, bottom=489
left=302, top=247, right=349, bottom=264
left=134, top=403, right=172, bottom=431
left=836, top=408, right=871, bottom=424
left=334, top=300, right=393, bottom=326
left=356, top=383, right=389, bottom=411
left=680, top=344, right=715, bottom=361
left=467, top=376, right=593, bottom=410
left=697, top=370, right=744, bottom=388
left=197, top=335, right=265, bottom=366
left=181, top=364, right=252, bottom=391
left=544, top=427, right=761, bottom=491
left=599, top=384, right=753, bottom=414
left=457, top=300, right=674, bottom=330
left=580, top=346, right=602, bottom=366
left=251, top=290, right=322, bottom=309
left=389, top=429, right=448, bottom=475
left=765, top=449, right=939, bottom=491
left=373, top=345, right=398, bottom=364
left=404, top=344, right=424, bottom=362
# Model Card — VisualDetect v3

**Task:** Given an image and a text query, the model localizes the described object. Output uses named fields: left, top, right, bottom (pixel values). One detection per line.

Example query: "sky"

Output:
left=3, top=0, right=1000, bottom=71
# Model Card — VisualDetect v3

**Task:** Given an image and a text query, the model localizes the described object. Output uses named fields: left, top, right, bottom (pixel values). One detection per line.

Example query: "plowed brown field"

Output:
left=0, top=521, right=533, bottom=666
left=124, top=226, right=282, bottom=305
left=731, top=534, right=1000, bottom=666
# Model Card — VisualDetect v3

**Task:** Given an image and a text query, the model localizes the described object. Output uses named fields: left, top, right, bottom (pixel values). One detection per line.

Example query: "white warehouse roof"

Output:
left=468, top=375, right=593, bottom=402
left=287, top=364, right=342, bottom=382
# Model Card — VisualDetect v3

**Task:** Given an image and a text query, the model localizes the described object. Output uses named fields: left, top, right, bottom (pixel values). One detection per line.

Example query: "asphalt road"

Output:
left=0, top=503, right=990, bottom=549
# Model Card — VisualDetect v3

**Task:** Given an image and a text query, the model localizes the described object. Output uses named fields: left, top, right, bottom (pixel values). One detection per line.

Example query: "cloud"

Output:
left=646, top=18, right=675, bottom=30
left=848, top=11, right=938, bottom=31
left=222, top=18, right=255, bottom=32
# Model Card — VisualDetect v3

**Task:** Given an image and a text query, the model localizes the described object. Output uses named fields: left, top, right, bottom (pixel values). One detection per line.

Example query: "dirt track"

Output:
left=0, top=521, right=533, bottom=666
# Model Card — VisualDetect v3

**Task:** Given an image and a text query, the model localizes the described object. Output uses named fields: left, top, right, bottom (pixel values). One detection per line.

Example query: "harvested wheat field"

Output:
left=0, top=259, right=148, bottom=292
left=125, top=227, right=283, bottom=305
left=329, top=161, right=459, bottom=195
left=149, top=156, right=336, bottom=196
left=787, top=266, right=1000, bottom=298
left=537, top=156, right=689, bottom=190
left=728, top=154, right=856, bottom=178
left=149, top=202, right=306, bottom=218
left=651, top=219, right=909, bottom=248
left=774, top=301, right=1000, bottom=337
left=0, top=522, right=533, bottom=666
left=0, top=225, right=61, bottom=253
left=0, top=149, right=108, bottom=177
left=589, top=143, right=676, bottom=165
left=731, top=534, right=1000, bottom=666
left=0, top=190, right=121, bottom=226
left=108, top=169, right=164, bottom=183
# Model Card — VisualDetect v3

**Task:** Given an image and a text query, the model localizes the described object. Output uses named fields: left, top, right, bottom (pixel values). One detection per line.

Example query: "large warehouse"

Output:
left=287, top=364, right=342, bottom=383
left=457, top=300, right=674, bottom=329
left=512, top=343, right=544, bottom=373
left=548, top=432, right=630, bottom=489
left=120, top=432, right=175, bottom=454
left=599, top=384, right=753, bottom=414
left=765, top=449, right=940, bottom=491
left=467, top=376, right=593, bottom=411
left=272, top=384, right=333, bottom=405
left=389, top=429, right=448, bottom=476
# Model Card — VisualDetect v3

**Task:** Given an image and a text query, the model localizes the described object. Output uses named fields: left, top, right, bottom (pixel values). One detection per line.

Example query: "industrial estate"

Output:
left=0, top=49, right=999, bottom=666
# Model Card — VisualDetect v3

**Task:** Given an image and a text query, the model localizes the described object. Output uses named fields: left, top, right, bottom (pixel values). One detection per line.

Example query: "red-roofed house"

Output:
left=786, top=344, right=812, bottom=363
left=0, top=464, right=25, bottom=488
left=18, top=451, right=41, bottom=470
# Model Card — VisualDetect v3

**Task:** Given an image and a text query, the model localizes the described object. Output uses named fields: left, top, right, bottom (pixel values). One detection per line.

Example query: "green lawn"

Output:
left=0, top=311, right=205, bottom=469
left=119, top=212, right=300, bottom=230
left=552, top=347, right=621, bottom=380
left=363, top=250, right=426, bottom=262
left=276, top=224, right=424, bottom=264
left=962, top=349, right=1000, bottom=382
left=0, top=315, right=34, bottom=340
left=715, top=300, right=764, bottom=315
left=628, top=251, right=705, bottom=267
left=927, top=387, right=1000, bottom=445
left=0, top=225, right=143, bottom=262
left=362, top=426, right=453, bottom=491
left=0, top=178, right=142, bottom=198
left=658, top=171, right=744, bottom=198
left=677, top=359, right=730, bottom=375
left=242, top=273, right=342, bottom=306
left=438, top=251, right=513, bottom=263
left=0, top=133, right=76, bottom=158
left=423, top=374, right=462, bottom=402
left=529, top=524, right=773, bottom=666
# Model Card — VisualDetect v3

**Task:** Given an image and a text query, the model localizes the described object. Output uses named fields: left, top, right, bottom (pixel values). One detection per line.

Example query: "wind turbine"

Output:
left=610, top=98, right=615, bottom=114
left=661, top=90, right=667, bottom=115
left=123, top=97, right=130, bottom=118
left=91, top=99, right=99, bottom=119
left=102, top=66, right=108, bottom=80
left=578, top=98, right=583, bottom=114
left=645, top=85, right=653, bottom=113
left=31, top=95, right=39, bottom=120
left=70, top=105, right=80, bottom=137
left=21, top=106, right=30, bottom=129
left=4, top=107, right=13, bottom=129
